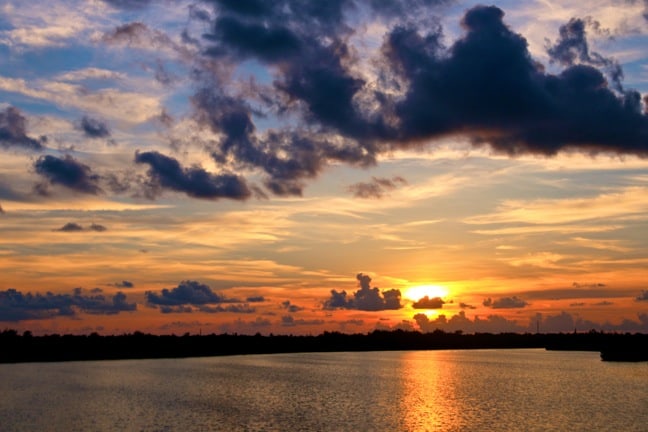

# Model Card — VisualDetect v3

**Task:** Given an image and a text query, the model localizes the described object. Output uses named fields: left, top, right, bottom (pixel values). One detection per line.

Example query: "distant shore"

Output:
left=1, top=329, right=646, bottom=363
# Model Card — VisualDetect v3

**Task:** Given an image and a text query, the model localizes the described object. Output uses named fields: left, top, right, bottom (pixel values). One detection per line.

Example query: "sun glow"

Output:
left=403, top=285, right=449, bottom=302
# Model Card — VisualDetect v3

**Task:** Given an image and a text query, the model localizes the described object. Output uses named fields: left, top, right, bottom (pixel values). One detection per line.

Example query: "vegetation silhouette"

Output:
left=1, top=329, right=646, bottom=363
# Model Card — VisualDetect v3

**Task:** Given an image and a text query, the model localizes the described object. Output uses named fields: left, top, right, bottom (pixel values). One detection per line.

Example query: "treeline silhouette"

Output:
left=1, top=329, right=646, bottom=363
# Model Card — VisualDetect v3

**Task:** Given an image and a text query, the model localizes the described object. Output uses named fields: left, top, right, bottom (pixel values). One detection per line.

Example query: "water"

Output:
left=0, top=349, right=646, bottom=431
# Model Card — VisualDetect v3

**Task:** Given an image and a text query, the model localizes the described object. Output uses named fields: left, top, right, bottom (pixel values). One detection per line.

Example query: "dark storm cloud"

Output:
left=145, top=280, right=238, bottom=306
left=77, top=116, right=111, bottom=139
left=323, top=273, right=402, bottom=311
left=636, top=290, right=648, bottom=301
left=383, top=6, right=648, bottom=155
left=0, top=106, right=45, bottom=151
left=34, top=155, right=102, bottom=194
left=134, top=150, right=251, bottom=200
left=183, top=4, right=648, bottom=199
left=348, top=176, right=407, bottom=199
left=0, top=288, right=136, bottom=322
left=412, top=296, right=445, bottom=309
left=193, top=88, right=374, bottom=196
left=483, top=296, right=528, bottom=309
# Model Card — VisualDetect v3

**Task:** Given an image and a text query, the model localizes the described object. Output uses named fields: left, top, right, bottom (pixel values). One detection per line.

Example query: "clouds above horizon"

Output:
left=324, top=273, right=402, bottom=311
left=0, top=288, right=136, bottom=321
left=146, top=280, right=256, bottom=314
left=0, top=0, right=647, bottom=335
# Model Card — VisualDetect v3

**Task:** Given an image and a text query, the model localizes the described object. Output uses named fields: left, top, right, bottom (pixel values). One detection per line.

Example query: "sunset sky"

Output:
left=1, top=0, right=647, bottom=335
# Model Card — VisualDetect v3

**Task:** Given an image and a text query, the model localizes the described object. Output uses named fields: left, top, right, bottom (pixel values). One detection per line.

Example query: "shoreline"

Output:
left=2, top=329, right=646, bottom=364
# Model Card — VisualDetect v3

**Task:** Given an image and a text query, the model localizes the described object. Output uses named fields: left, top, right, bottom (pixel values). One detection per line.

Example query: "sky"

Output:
left=1, top=0, right=647, bottom=335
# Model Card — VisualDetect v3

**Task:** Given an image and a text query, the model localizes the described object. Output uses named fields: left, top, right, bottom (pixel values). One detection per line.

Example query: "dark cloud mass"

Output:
left=324, top=273, right=402, bottom=311
left=0, top=288, right=136, bottom=322
left=637, top=290, right=648, bottom=301
left=146, top=280, right=232, bottom=306
left=78, top=116, right=111, bottom=139
left=187, top=4, right=648, bottom=197
left=483, top=296, right=529, bottom=309
left=0, top=106, right=44, bottom=151
left=146, top=280, right=256, bottom=314
left=54, top=222, right=107, bottom=232
left=55, top=222, right=84, bottom=232
left=412, top=296, right=445, bottom=309
left=134, top=151, right=251, bottom=200
left=34, top=155, right=102, bottom=194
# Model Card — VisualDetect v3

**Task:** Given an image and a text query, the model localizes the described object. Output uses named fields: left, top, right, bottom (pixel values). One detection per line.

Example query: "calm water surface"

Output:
left=1, top=349, right=646, bottom=431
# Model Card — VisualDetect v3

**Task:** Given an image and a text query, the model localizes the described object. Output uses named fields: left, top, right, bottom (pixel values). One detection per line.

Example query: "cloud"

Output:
left=348, top=176, right=407, bottom=199
left=246, top=296, right=265, bottom=303
left=77, top=116, right=111, bottom=139
left=483, top=296, right=529, bottom=309
left=55, top=222, right=84, bottom=232
left=89, top=223, right=108, bottom=232
left=414, top=309, right=648, bottom=334
left=593, top=300, right=614, bottom=306
left=114, top=280, right=134, bottom=288
left=382, top=6, right=648, bottom=155
left=636, top=290, right=648, bottom=301
left=34, top=155, right=102, bottom=195
left=546, top=17, right=623, bottom=90
left=175, top=3, right=648, bottom=199
left=281, top=315, right=325, bottom=327
left=281, top=300, right=304, bottom=312
left=534, top=311, right=648, bottom=333
left=134, top=151, right=252, bottom=200
left=145, top=280, right=236, bottom=306
left=324, top=273, right=402, bottom=311
left=412, top=296, right=445, bottom=309
left=102, top=0, right=154, bottom=10
left=414, top=311, right=526, bottom=333
left=53, top=222, right=108, bottom=232
left=459, top=302, right=476, bottom=310
left=0, top=106, right=45, bottom=151
left=0, top=288, right=136, bottom=322
left=199, top=304, right=256, bottom=314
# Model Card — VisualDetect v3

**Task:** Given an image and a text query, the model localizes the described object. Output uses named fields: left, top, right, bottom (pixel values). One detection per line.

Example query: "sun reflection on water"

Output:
left=399, top=351, right=464, bottom=431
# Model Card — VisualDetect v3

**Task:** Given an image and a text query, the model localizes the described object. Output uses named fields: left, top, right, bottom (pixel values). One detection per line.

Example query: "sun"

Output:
left=403, top=284, right=449, bottom=302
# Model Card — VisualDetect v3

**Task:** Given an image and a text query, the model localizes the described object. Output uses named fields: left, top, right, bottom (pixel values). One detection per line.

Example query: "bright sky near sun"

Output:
left=0, top=0, right=647, bottom=335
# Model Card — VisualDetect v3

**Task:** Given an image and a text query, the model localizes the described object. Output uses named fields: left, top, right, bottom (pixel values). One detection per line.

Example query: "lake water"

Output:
left=0, top=349, right=646, bottom=431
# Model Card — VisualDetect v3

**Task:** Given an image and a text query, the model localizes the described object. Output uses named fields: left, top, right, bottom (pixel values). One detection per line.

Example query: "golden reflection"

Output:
left=399, top=351, right=463, bottom=431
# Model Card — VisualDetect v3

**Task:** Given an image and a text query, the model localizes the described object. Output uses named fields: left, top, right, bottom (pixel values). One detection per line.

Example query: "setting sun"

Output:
left=404, top=285, right=449, bottom=302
